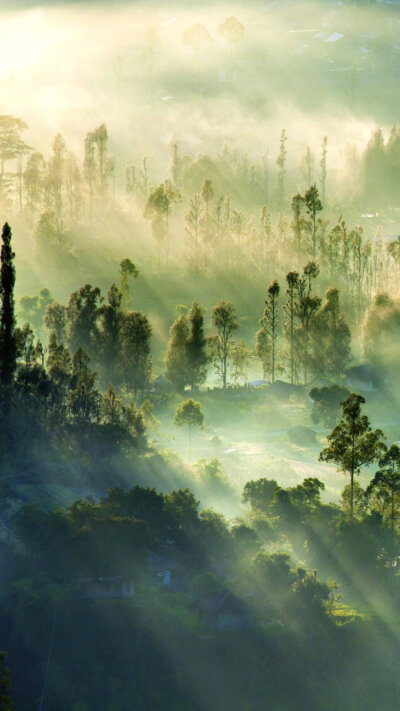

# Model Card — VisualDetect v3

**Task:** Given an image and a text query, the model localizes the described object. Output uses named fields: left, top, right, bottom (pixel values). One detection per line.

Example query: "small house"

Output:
left=147, top=552, right=184, bottom=590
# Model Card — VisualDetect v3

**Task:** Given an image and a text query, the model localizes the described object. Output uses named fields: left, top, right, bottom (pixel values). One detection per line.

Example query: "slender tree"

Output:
left=201, top=178, right=214, bottom=250
left=46, top=133, right=66, bottom=217
left=174, top=398, right=204, bottom=456
left=165, top=313, right=190, bottom=392
left=284, top=271, right=299, bottom=384
left=304, top=184, right=323, bottom=257
left=0, top=223, right=17, bottom=392
left=186, top=302, right=208, bottom=391
left=276, top=129, right=287, bottom=210
left=295, top=262, right=321, bottom=383
left=319, top=393, right=386, bottom=520
left=320, top=136, right=328, bottom=204
left=185, top=195, right=202, bottom=274
left=257, top=281, right=280, bottom=383
left=291, top=194, right=305, bottom=249
left=210, top=299, right=239, bottom=388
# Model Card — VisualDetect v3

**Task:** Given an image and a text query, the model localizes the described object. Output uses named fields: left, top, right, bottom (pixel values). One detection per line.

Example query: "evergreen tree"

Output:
left=46, top=332, right=71, bottom=423
left=186, top=302, right=208, bottom=391
left=256, top=281, right=280, bottom=383
left=121, top=311, right=152, bottom=399
left=210, top=299, right=239, bottom=388
left=24, top=151, right=45, bottom=213
left=276, top=129, right=287, bottom=210
left=295, top=262, right=321, bottom=383
left=300, top=146, right=314, bottom=191
left=284, top=271, right=299, bottom=384
left=97, top=284, right=124, bottom=386
left=320, top=136, right=328, bottom=205
left=44, top=301, right=67, bottom=344
left=291, top=194, right=306, bottom=250
left=311, top=288, right=351, bottom=381
left=200, top=178, right=214, bottom=249
left=46, top=133, right=66, bottom=217
left=185, top=195, right=202, bottom=274
left=0, top=223, right=17, bottom=392
left=68, top=348, right=100, bottom=425
left=165, top=313, right=190, bottom=392
left=66, top=284, right=102, bottom=358
left=304, top=184, right=323, bottom=257
left=119, top=259, right=138, bottom=309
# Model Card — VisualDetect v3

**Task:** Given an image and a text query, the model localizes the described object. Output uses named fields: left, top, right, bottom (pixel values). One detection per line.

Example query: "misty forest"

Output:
left=2, top=0, right=400, bottom=709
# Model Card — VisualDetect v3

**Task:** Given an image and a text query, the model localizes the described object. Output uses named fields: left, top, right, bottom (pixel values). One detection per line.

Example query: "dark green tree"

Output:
left=121, top=311, right=152, bottom=399
left=0, top=651, right=13, bottom=711
left=367, top=444, right=400, bottom=531
left=44, top=301, right=67, bottom=343
left=311, top=288, right=351, bottom=380
left=186, top=302, right=208, bottom=391
left=242, top=478, right=279, bottom=513
left=119, top=258, right=138, bottom=308
left=309, top=384, right=350, bottom=428
left=97, top=284, right=124, bottom=386
left=68, top=348, right=100, bottom=425
left=165, top=313, right=190, bottom=392
left=0, top=223, right=17, bottom=393
left=66, top=284, right=102, bottom=358
left=295, top=262, right=321, bottom=383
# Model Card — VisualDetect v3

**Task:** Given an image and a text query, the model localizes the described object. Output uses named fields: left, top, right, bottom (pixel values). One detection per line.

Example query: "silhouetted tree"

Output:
left=0, top=223, right=17, bottom=394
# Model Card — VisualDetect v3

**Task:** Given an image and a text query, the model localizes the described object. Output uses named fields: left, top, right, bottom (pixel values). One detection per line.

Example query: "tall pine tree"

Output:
left=186, top=302, right=208, bottom=391
left=0, top=223, right=17, bottom=391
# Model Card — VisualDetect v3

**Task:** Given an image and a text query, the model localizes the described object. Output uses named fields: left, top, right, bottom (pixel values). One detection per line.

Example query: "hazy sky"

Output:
left=0, top=2, right=395, bottom=183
